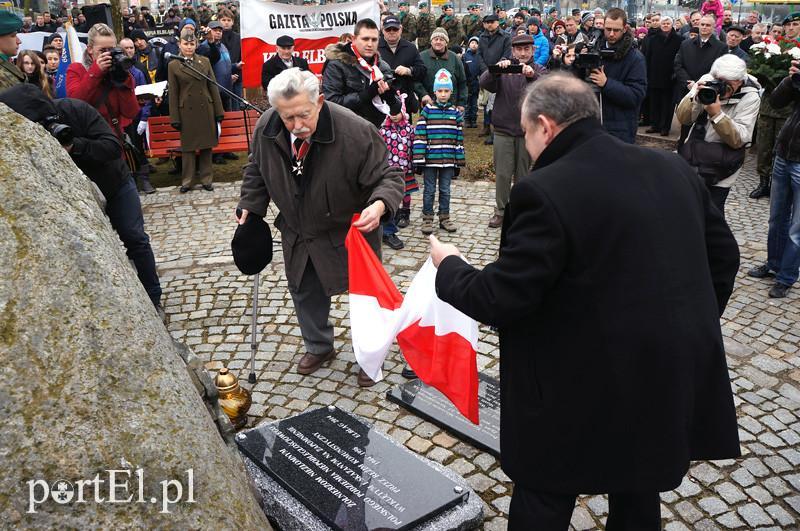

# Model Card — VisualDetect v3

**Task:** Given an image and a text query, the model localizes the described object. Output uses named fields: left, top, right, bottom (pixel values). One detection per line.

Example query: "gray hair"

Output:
left=267, top=67, right=320, bottom=107
left=661, top=16, right=673, bottom=24
left=752, top=22, right=767, bottom=32
left=521, top=73, right=600, bottom=128
left=710, top=54, right=748, bottom=81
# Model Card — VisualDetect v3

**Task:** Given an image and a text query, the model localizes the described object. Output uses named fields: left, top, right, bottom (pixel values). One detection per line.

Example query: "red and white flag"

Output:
left=345, top=219, right=480, bottom=424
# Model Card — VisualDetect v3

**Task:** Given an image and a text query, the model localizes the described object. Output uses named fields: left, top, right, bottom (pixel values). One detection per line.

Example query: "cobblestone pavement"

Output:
left=141, top=155, right=800, bottom=530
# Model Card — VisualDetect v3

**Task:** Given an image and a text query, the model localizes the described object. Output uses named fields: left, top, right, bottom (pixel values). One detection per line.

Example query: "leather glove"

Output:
left=136, top=121, right=147, bottom=136
left=360, top=81, right=380, bottom=102
left=215, top=115, right=224, bottom=122
left=171, top=122, right=181, bottom=131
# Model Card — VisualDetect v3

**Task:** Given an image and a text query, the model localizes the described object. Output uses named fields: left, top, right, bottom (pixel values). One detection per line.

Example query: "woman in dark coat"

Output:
left=168, top=28, right=224, bottom=193
left=643, top=17, right=683, bottom=135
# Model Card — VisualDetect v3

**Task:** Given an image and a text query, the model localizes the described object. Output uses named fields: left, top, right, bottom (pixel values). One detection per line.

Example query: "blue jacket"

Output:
left=597, top=33, right=647, bottom=144
left=462, top=48, right=481, bottom=83
left=532, top=31, right=550, bottom=66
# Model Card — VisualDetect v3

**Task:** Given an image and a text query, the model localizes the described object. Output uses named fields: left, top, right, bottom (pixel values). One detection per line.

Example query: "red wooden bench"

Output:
left=146, top=109, right=260, bottom=158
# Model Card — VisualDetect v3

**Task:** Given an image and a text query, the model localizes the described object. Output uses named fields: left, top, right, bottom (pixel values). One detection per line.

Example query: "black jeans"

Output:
left=106, top=176, right=162, bottom=305
left=648, top=87, right=673, bottom=133
left=509, top=486, right=661, bottom=531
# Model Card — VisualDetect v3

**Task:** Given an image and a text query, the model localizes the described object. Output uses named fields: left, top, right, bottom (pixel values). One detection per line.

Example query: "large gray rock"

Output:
left=0, top=104, right=271, bottom=528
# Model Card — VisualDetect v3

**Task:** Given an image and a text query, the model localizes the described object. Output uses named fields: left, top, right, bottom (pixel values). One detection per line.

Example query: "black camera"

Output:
left=697, top=79, right=731, bottom=105
left=574, top=48, right=614, bottom=71
left=108, top=46, right=135, bottom=83
left=41, top=115, right=73, bottom=146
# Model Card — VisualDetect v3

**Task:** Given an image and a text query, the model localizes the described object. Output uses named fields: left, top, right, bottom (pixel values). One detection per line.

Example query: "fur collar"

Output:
left=324, top=42, right=358, bottom=66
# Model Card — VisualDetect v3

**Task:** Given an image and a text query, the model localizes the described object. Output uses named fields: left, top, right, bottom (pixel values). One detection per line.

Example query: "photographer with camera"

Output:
left=676, top=54, right=760, bottom=218
left=0, top=84, right=163, bottom=316
left=579, top=8, right=646, bottom=144
left=480, top=33, right=547, bottom=229
left=746, top=60, right=800, bottom=298
left=66, top=23, right=139, bottom=137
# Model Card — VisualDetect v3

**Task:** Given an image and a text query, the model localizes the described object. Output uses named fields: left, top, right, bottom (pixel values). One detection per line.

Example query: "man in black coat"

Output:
left=642, top=16, right=682, bottom=135
left=673, top=14, right=726, bottom=103
left=0, top=84, right=164, bottom=316
left=261, top=35, right=310, bottom=92
left=430, top=74, right=741, bottom=529
left=673, top=14, right=726, bottom=144
left=378, top=15, right=426, bottom=114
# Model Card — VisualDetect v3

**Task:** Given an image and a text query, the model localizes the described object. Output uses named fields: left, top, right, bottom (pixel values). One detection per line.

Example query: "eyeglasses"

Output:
left=605, top=27, right=624, bottom=33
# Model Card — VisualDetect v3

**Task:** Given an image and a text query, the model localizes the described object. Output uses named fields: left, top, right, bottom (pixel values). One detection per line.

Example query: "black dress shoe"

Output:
left=747, top=264, right=774, bottom=278
left=179, top=186, right=190, bottom=193
left=401, top=365, right=417, bottom=379
left=768, top=282, right=791, bottom=298
left=383, top=233, right=404, bottom=250
left=749, top=185, right=770, bottom=199
left=141, top=180, right=156, bottom=194
left=645, top=127, right=659, bottom=134
left=213, top=156, right=227, bottom=165
left=202, top=184, right=214, bottom=191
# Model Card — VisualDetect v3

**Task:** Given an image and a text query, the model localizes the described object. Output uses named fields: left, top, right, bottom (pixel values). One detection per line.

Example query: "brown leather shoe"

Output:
left=357, top=368, right=377, bottom=387
left=297, top=349, right=337, bottom=375
left=488, top=214, right=503, bottom=228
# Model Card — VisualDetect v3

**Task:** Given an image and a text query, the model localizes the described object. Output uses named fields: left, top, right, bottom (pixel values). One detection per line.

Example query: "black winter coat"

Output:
left=435, top=119, right=741, bottom=494
left=771, top=76, right=800, bottom=162
left=674, top=36, right=726, bottom=93
left=321, top=43, right=401, bottom=128
left=596, top=33, right=647, bottom=144
left=222, top=28, right=242, bottom=74
left=377, top=37, right=427, bottom=114
left=477, top=29, right=512, bottom=73
left=642, top=29, right=682, bottom=89
left=261, top=54, right=310, bottom=92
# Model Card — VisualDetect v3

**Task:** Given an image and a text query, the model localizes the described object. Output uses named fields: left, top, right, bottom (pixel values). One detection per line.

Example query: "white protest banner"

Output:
left=240, top=0, right=379, bottom=88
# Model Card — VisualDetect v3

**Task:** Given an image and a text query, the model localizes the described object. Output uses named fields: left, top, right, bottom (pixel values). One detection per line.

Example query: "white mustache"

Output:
left=292, top=127, right=311, bottom=135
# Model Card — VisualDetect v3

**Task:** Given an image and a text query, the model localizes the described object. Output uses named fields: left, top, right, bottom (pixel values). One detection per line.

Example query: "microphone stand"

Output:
left=171, top=54, right=266, bottom=385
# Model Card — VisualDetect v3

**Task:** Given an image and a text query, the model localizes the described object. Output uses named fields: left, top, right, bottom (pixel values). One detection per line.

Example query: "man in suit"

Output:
left=261, top=35, right=310, bottom=92
left=430, top=73, right=741, bottom=529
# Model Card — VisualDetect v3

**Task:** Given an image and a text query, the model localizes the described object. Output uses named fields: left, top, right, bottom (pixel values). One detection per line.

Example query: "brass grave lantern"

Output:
left=214, top=367, right=252, bottom=429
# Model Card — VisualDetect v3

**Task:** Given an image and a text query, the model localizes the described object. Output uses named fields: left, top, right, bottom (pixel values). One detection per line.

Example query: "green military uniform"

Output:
left=398, top=3, right=418, bottom=43
left=438, top=5, right=463, bottom=46
left=0, top=11, right=24, bottom=92
left=417, top=3, right=435, bottom=50
left=0, top=57, right=25, bottom=92
left=462, top=5, right=482, bottom=40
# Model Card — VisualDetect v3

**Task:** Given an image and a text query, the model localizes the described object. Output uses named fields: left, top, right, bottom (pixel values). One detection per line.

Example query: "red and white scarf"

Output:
left=351, top=44, right=390, bottom=115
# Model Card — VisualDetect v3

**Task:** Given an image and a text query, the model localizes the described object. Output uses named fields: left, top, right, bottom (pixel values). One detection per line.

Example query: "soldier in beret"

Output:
left=437, top=4, right=463, bottom=46
left=462, top=4, right=483, bottom=41
left=416, top=1, right=435, bottom=50
left=398, top=1, right=417, bottom=43
left=0, top=11, right=25, bottom=92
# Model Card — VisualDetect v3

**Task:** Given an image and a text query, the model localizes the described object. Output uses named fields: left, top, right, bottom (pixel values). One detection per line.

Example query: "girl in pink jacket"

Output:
left=701, top=0, right=724, bottom=34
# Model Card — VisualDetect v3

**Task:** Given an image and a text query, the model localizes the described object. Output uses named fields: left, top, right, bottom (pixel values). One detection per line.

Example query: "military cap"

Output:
left=398, top=1, right=409, bottom=5
left=418, top=1, right=428, bottom=7
left=783, top=12, right=800, bottom=25
left=442, top=3, right=453, bottom=9
left=494, top=3, right=503, bottom=9
left=468, top=3, right=480, bottom=9
left=0, top=11, right=23, bottom=36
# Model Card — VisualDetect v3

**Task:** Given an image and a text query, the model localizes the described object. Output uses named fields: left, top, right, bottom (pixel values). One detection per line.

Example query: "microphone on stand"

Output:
left=164, top=52, right=186, bottom=63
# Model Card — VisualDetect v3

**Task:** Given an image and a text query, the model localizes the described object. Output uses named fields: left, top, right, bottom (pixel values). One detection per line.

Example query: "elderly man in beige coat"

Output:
left=237, top=67, right=404, bottom=387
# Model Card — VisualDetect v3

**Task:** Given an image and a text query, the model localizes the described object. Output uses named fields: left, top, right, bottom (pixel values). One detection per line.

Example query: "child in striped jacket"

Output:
left=413, top=68, right=465, bottom=234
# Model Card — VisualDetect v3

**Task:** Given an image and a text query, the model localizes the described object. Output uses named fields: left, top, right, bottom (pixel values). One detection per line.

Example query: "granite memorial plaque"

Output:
left=387, top=373, right=500, bottom=457
left=236, top=406, right=468, bottom=531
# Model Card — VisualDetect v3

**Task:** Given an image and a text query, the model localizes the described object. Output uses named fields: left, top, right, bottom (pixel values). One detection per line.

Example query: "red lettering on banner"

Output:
left=242, top=37, right=338, bottom=88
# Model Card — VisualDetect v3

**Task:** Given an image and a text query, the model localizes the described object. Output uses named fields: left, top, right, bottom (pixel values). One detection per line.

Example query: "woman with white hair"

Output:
left=676, top=54, right=761, bottom=217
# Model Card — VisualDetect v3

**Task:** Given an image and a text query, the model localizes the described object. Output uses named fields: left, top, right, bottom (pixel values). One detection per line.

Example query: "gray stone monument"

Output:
left=0, top=104, right=271, bottom=528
